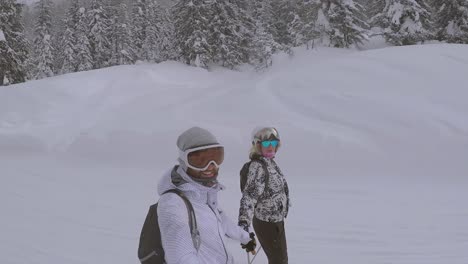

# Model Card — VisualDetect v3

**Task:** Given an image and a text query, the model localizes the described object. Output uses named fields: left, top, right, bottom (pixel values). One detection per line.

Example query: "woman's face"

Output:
left=259, top=139, right=279, bottom=158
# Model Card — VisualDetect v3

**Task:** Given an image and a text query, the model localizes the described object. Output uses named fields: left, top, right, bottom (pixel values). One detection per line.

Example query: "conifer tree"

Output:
left=75, top=7, right=93, bottom=71
left=0, top=0, right=28, bottom=85
left=157, top=9, right=177, bottom=62
left=271, top=0, right=295, bottom=53
left=253, top=0, right=281, bottom=54
left=57, top=0, right=80, bottom=74
left=249, top=0, right=277, bottom=68
left=109, top=2, right=136, bottom=65
left=142, top=0, right=161, bottom=62
left=88, top=0, right=111, bottom=68
left=375, top=0, right=432, bottom=45
left=58, top=18, right=77, bottom=74
left=327, top=0, right=368, bottom=48
left=293, top=0, right=321, bottom=49
left=367, top=0, right=386, bottom=26
left=434, top=0, right=468, bottom=43
left=233, top=0, right=255, bottom=63
left=131, top=0, right=147, bottom=60
left=209, top=0, right=246, bottom=68
left=173, top=0, right=212, bottom=68
left=251, top=20, right=274, bottom=70
left=33, top=0, right=55, bottom=79
left=314, top=1, right=332, bottom=45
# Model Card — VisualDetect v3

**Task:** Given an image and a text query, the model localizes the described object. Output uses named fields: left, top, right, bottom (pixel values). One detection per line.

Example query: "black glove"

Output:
left=241, top=232, right=257, bottom=253
left=238, top=220, right=249, bottom=232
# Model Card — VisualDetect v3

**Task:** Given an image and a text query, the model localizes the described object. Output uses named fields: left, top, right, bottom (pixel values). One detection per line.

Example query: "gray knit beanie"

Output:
left=177, top=127, right=220, bottom=151
left=177, top=127, right=220, bottom=171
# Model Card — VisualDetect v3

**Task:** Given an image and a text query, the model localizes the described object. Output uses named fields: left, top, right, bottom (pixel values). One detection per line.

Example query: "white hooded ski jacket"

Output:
left=157, top=166, right=251, bottom=264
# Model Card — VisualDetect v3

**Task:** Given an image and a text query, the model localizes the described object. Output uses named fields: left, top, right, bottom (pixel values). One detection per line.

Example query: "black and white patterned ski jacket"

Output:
left=239, top=157, right=290, bottom=226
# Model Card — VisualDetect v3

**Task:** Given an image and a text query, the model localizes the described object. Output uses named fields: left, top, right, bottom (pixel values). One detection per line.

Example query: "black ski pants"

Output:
left=253, top=217, right=288, bottom=264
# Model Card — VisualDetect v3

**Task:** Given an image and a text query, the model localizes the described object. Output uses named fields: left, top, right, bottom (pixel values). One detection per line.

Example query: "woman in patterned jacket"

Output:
left=238, top=127, right=290, bottom=264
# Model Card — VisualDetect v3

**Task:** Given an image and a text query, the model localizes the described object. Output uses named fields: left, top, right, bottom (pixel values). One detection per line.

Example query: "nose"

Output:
left=207, top=162, right=217, bottom=170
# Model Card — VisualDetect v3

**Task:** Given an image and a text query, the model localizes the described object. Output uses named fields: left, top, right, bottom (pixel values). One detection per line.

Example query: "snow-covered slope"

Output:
left=1, top=44, right=468, bottom=264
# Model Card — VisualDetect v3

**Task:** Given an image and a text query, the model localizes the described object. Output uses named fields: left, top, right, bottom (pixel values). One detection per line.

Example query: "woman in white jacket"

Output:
left=157, top=127, right=256, bottom=264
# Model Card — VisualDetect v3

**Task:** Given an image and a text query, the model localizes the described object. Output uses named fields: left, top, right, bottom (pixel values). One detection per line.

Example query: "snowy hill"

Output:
left=1, top=44, right=468, bottom=264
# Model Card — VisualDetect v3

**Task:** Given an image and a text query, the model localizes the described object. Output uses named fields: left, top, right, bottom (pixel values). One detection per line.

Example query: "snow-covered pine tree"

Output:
left=290, top=1, right=306, bottom=47
left=251, top=20, right=274, bottom=71
left=434, top=0, right=468, bottom=43
left=0, top=0, right=29, bottom=85
left=131, top=0, right=147, bottom=60
left=109, top=2, right=136, bottom=65
left=209, top=0, right=246, bottom=68
left=49, top=1, right=67, bottom=74
left=248, top=0, right=279, bottom=68
left=103, top=0, right=118, bottom=66
left=252, top=0, right=281, bottom=55
left=75, top=6, right=93, bottom=71
left=0, top=33, right=14, bottom=85
left=314, top=0, right=332, bottom=45
left=271, top=0, right=295, bottom=54
left=142, top=0, right=161, bottom=62
left=32, top=0, right=55, bottom=79
left=172, top=0, right=212, bottom=68
left=360, top=0, right=387, bottom=38
left=376, top=0, right=433, bottom=45
left=367, top=0, right=386, bottom=26
left=88, top=0, right=111, bottom=69
left=156, top=9, right=177, bottom=62
left=20, top=4, right=35, bottom=44
left=58, top=18, right=77, bottom=74
left=230, top=0, right=255, bottom=65
left=293, top=0, right=321, bottom=49
left=327, top=0, right=368, bottom=48
left=57, top=0, right=80, bottom=74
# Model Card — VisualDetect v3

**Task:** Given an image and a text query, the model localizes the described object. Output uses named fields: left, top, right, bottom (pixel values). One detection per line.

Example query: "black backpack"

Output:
left=240, top=158, right=270, bottom=193
left=138, top=189, right=200, bottom=264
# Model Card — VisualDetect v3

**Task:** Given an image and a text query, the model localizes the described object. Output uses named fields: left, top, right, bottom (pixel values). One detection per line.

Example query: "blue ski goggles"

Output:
left=261, top=140, right=279, bottom=148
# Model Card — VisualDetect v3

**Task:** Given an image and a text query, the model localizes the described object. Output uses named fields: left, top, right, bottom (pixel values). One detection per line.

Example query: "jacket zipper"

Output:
left=209, top=206, right=229, bottom=264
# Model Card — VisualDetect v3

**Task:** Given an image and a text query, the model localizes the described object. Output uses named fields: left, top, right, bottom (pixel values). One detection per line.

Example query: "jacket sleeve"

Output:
left=157, top=193, right=203, bottom=264
left=219, top=209, right=251, bottom=244
left=238, top=161, right=266, bottom=227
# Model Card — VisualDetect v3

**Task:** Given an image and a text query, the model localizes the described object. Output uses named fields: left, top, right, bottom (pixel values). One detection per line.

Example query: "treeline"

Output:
left=1, top=0, right=468, bottom=85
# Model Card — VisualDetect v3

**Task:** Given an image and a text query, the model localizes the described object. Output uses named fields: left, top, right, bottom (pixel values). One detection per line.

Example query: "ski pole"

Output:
left=249, top=244, right=262, bottom=264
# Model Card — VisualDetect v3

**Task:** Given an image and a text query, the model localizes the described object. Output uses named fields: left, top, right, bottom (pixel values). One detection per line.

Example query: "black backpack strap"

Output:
left=162, top=189, right=201, bottom=251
